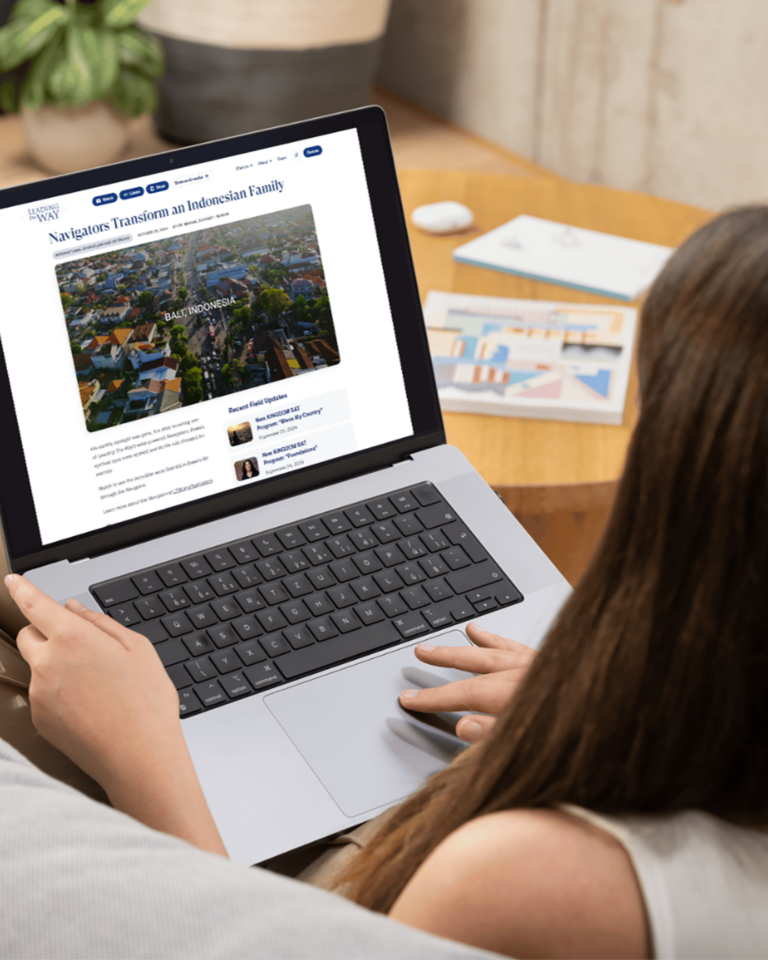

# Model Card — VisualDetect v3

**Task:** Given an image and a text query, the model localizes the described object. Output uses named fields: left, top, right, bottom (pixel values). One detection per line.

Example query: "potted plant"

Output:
left=0, top=0, right=163, bottom=174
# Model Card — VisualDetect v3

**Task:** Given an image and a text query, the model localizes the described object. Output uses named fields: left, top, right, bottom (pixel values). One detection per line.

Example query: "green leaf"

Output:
left=48, top=22, right=96, bottom=107
left=101, top=0, right=153, bottom=29
left=117, top=25, right=163, bottom=78
left=109, top=64, right=156, bottom=117
left=0, top=78, right=17, bottom=113
left=79, top=25, right=119, bottom=99
left=18, top=32, right=62, bottom=110
left=9, top=0, right=60, bottom=25
left=0, top=3, right=68, bottom=71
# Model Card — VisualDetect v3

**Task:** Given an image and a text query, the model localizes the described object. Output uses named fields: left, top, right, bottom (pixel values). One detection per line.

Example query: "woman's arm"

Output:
left=6, top=574, right=228, bottom=857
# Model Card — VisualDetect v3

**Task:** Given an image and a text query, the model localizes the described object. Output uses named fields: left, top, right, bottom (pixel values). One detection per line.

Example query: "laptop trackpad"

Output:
left=264, top=632, right=472, bottom=819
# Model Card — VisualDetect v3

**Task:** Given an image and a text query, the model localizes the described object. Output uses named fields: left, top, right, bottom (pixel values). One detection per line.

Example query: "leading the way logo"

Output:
left=28, top=203, right=59, bottom=222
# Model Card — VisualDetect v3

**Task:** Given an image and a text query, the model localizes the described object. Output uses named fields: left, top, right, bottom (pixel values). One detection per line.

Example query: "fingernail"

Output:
left=416, top=643, right=435, bottom=652
left=400, top=689, right=418, bottom=700
left=458, top=720, right=484, bottom=743
left=4, top=575, right=13, bottom=587
left=67, top=599, right=87, bottom=612
left=467, top=622, right=490, bottom=635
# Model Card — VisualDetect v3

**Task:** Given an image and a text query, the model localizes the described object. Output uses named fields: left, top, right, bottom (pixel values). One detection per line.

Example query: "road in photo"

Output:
left=57, top=203, right=339, bottom=432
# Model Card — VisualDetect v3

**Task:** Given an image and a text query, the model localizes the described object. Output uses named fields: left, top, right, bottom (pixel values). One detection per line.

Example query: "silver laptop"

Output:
left=0, top=107, right=570, bottom=865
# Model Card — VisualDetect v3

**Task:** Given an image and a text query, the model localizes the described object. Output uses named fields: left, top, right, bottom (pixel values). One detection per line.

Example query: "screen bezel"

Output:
left=0, top=106, right=445, bottom=574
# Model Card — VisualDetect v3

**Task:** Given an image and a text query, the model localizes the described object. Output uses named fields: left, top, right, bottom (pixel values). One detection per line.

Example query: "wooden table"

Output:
left=398, top=169, right=711, bottom=488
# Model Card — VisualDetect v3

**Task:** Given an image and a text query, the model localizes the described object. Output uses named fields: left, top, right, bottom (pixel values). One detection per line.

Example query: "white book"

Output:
left=424, top=291, right=637, bottom=425
left=452, top=214, right=673, bottom=301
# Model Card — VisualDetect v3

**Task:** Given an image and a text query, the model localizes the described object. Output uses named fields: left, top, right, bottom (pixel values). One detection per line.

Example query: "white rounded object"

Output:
left=411, top=201, right=474, bottom=235
left=22, top=104, right=129, bottom=175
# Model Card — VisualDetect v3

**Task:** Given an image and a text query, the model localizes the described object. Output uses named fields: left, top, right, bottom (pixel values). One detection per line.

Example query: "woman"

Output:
left=6, top=207, right=768, bottom=958
left=240, top=457, right=258, bottom=480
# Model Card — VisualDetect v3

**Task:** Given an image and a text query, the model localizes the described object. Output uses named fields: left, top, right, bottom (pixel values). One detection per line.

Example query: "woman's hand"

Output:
left=6, top=574, right=227, bottom=855
left=399, top=623, right=536, bottom=743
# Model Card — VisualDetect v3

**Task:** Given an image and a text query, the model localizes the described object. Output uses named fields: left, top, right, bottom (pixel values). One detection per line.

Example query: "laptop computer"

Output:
left=0, top=106, right=570, bottom=865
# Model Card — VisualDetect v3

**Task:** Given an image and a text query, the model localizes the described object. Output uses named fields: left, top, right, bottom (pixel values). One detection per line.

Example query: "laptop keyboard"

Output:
left=90, top=483, right=523, bottom=718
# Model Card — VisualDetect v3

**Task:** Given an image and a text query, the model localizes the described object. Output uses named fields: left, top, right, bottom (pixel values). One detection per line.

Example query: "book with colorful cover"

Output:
left=424, top=291, right=637, bottom=425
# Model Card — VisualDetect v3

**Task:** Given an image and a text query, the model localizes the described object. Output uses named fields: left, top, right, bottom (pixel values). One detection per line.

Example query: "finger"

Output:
left=400, top=676, right=486, bottom=714
left=466, top=622, right=536, bottom=658
left=15, top=623, right=48, bottom=666
left=414, top=642, right=516, bottom=675
left=5, top=575, right=97, bottom=644
left=65, top=599, right=134, bottom=650
left=456, top=714, right=496, bottom=743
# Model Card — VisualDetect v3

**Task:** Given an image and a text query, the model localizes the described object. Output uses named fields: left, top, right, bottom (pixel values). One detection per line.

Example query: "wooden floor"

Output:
left=0, top=88, right=543, bottom=191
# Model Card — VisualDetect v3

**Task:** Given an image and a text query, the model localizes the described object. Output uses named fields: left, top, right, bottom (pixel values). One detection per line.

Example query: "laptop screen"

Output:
left=0, top=109, right=442, bottom=570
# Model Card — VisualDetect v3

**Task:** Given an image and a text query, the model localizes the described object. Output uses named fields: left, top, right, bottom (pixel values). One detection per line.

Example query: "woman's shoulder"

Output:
left=390, top=808, right=649, bottom=959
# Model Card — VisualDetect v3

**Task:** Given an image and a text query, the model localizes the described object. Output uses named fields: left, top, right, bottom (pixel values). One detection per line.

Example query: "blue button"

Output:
left=119, top=186, right=144, bottom=200
left=92, top=193, right=117, bottom=206
left=147, top=181, right=169, bottom=194
left=304, top=145, right=322, bottom=158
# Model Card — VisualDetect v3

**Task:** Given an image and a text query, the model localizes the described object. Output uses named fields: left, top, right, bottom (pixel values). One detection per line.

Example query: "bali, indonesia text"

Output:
left=46, top=180, right=285, bottom=244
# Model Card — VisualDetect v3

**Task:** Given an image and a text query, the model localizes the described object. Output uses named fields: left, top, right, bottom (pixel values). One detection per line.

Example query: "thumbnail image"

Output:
left=235, top=457, right=259, bottom=481
left=227, top=421, right=253, bottom=447
left=58, top=204, right=340, bottom=431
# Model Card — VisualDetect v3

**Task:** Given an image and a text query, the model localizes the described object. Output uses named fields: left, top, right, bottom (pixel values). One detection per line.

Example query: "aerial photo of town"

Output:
left=57, top=204, right=339, bottom=431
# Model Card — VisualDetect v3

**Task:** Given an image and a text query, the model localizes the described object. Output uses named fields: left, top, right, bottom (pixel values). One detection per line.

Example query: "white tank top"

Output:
left=563, top=804, right=768, bottom=959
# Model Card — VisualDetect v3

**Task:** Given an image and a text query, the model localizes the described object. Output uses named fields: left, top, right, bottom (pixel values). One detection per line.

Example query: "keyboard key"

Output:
left=219, top=672, right=253, bottom=698
left=474, top=597, right=498, bottom=613
left=422, top=602, right=454, bottom=630
left=179, top=556, right=212, bottom=580
left=304, top=542, right=334, bottom=565
left=155, top=638, right=188, bottom=666
left=211, top=650, right=240, bottom=673
left=352, top=551, right=382, bottom=575
left=417, top=503, right=458, bottom=529
left=186, top=657, right=216, bottom=683
left=322, top=511, right=352, bottom=534
left=184, top=580, right=215, bottom=604
left=207, top=625, right=238, bottom=648
left=260, top=634, right=291, bottom=657
left=130, top=620, right=168, bottom=644
left=371, top=520, right=399, bottom=543
left=374, top=569, right=404, bottom=593
left=424, top=578, right=453, bottom=601
left=281, top=550, right=309, bottom=573
left=400, top=585, right=430, bottom=609
left=161, top=612, right=193, bottom=637
left=109, top=602, right=140, bottom=627
left=391, top=491, right=418, bottom=513
left=132, top=572, right=164, bottom=596
left=419, top=555, right=448, bottom=578
left=329, top=559, right=358, bottom=582
left=374, top=543, right=406, bottom=568
left=411, top=483, right=441, bottom=507
left=204, top=548, right=235, bottom=571
left=253, top=533, right=281, bottom=556
left=167, top=663, right=193, bottom=690
left=442, top=524, right=487, bottom=563
left=93, top=579, right=138, bottom=608
left=135, top=596, right=164, bottom=620
left=232, top=565, right=263, bottom=589
left=445, top=561, right=504, bottom=594
left=178, top=688, right=203, bottom=717
left=275, top=620, right=400, bottom=680
left=400, top=537, right=427, bottom=559
left=257, top=609, right=288, bottom=633
left=368, top=497, right=395, bottom=520
left=345, top=505, right=374, bottom=527
left=210, top=598, right=242, bottom=621
left=243, top=661, right=284, bottom=690
left=208, top=573, right=239, bottom=597
left=232, top=615, right=263, bottom=640
left=284, top=574, right=312, bottom=598
left=234, top=640, right=267, bottom=665
left=392, top=611, right=431, bottom=639
left=496, top=584, right=523, bottom=605
left=394, top=513, right=423, bottom=536
left=327, top=536, right=355, bottom=559
left=351, top=577, right=381, bottom=601
left=195, top=680, right=227, bottom=708
left=441, top=546, right=472, bottom=571
left=450, top=600, right=474, bottom=621
left=235, top=587, right=266, bottom=613
left=349, top=529, right=377, bottom=550
left=331, top=610, right=362, bottom=634
left=259, top=583, right=289, bottom=606
left=354, top=602, right=386, bottom=625
left=309, top=617, right=339, bottom=641
left=283, top=626, right=314, bottom=649
left=157, top=564, right=188, bottom=587
left=327, top=585, right=357, bottom=608
left=187, top=605, right=218, bottom=630
left=299, top=518, right=328, bottom=541
left=159, top=588, right=190, bottom=611
left=280, top=600, right=311, bottom=625
left=422, top=529, right=450, bottom=552
left=255, top=558, right=286, bottom=581
left=306, top=567, right=336, bottom=589
left=184, top=633, right=215, bottom=656
left=305, top=592, right=333, bottom=616
left=378, top=594, right=408, bottom=617
left=229, top=540, right=259, bottom=563
left=276, top=526, right=306, bottom=550
left=466, top=588, right=492, bottom=604
left=398, top=563, right=427, bottom=585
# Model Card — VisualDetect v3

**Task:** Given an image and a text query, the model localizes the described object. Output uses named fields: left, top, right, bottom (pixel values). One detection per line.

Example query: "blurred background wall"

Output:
left=377, top=0, right=768, bottom=210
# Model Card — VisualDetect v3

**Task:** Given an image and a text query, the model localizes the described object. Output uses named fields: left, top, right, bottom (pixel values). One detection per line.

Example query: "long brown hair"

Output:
left=341, top=207, right=768, bottom=913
